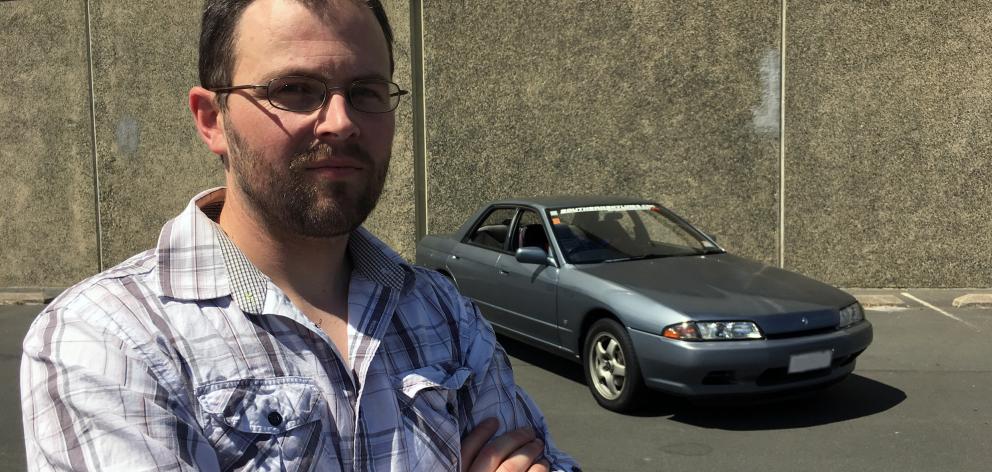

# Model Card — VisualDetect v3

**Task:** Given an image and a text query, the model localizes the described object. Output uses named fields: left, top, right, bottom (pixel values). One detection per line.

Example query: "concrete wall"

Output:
left=786, top=1, right=992, bottom=287
left=2, top=0, right=990, bottom=288
left=1, top=0, right=99, bottom=287
left=0, top=0, right=414, bottom=287
left=423, top=0, right=781, bottom=268
left=89, top=0, right=223, bottom=268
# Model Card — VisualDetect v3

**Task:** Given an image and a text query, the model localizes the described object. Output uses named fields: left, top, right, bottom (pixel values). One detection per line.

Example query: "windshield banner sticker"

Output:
left=552, top=204, right=655, bottom=215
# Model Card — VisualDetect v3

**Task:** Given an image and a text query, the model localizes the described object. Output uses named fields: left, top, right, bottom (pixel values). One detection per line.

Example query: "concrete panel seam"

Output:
left=84, top=0, right=104, bottom=272
left=778, top=0, right=787, bottom=269
left=409, top=0, right=429, bottom=240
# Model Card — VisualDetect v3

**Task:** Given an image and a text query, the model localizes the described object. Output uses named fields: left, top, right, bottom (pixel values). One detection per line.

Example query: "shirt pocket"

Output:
left=196, top=376, right=328, bottom=471
left=393, top=364, right=473, bottom=468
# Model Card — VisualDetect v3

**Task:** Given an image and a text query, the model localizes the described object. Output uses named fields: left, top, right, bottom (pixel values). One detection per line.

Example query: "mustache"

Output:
left=290, top=143, right=372, bottom=167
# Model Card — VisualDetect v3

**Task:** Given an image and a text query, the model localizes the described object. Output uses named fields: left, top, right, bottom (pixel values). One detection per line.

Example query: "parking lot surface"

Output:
left=1, top=289, right=989, bottom=471
left=506, top=289, right=990, bottom=472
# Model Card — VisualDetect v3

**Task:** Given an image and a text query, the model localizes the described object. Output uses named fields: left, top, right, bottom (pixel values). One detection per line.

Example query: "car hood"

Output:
left=575, top=253, right=856, bottom=334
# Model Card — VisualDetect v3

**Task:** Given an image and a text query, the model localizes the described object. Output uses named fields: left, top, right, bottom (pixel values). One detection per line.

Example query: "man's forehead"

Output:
left=289, top=0, right=374, bottom=23
left=233, top=0, right=388, bottom=79
left=238, top=0, right=376, bottom=42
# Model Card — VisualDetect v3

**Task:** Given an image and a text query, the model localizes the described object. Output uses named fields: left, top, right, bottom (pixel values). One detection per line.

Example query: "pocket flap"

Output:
left=394, top=363, right=473, bottom=398
left=196, top=376, right=321, bottom=434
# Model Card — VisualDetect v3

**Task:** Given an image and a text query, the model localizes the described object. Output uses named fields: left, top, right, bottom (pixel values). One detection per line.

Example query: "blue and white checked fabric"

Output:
left=21, top=188, right=580, bottom=471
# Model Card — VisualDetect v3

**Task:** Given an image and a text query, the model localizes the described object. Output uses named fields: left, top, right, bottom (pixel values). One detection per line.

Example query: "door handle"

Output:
left=451, top=254, right=459, bottom=260
left=499, top=269, right=509, bottom=275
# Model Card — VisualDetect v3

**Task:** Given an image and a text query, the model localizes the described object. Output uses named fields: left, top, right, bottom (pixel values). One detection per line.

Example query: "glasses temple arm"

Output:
left=209, top=84, right=268, bottom=93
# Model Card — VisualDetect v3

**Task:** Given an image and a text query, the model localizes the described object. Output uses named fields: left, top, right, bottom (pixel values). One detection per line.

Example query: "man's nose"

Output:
left=314, top=92, right=359, bottom=141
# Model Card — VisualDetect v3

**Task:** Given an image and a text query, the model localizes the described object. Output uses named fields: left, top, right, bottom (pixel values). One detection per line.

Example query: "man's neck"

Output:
left=217, top=189, right=352, bottom=309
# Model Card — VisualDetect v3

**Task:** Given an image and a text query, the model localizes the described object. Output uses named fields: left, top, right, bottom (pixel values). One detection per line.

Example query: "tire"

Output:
left=582, top=318, right=645, bottom=412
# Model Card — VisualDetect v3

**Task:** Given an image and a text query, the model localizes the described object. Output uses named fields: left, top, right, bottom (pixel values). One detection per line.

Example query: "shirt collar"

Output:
left=156, top=187, right=413, bottom=304
left=156, top=187, right=231, bottom=301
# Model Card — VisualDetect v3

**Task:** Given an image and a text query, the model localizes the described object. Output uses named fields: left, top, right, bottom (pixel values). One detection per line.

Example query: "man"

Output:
left=20, top=0, right=580, bottom=470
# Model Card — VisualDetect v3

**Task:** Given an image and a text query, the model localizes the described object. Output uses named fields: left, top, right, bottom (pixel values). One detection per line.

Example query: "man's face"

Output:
left=220, top=0, right=394, bottom=238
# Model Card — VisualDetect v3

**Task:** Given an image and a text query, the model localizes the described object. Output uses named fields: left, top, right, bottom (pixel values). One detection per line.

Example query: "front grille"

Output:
left=754, top=348, right=864, bottom=386
left=764, top=326, right=837, bottom=340
left=755, top=366, right=832, bottom=386
left=832, top=349, right=865, bottom=368
left=699, top=349, right=865, bottom=388
left=702, top=370, right=737, bottom=385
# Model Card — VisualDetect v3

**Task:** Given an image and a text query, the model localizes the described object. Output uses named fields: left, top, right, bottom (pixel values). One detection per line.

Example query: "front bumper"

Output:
left=629, top=320, right=873, bottom=397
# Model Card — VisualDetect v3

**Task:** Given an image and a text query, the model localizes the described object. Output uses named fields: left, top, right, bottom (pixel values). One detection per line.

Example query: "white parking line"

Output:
left=901, top=292, right=981, bottom=332
left=865, top=305, right=908, bottom=312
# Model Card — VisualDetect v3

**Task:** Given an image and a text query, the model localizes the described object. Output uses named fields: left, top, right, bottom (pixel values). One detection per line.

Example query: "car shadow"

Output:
left=655, top=374, right=906, bottom=429
left=497, top=334, right=586, bottom=384
left=497, top=333, right=906, bottom=427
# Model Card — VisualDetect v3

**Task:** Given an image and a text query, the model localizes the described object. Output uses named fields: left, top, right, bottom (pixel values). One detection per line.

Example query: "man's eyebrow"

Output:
left=261, top=67, right=390, bottom=83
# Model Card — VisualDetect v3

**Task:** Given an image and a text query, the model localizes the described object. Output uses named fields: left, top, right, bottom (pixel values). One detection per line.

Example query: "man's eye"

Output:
left=351, top=85, right=388, bottom=103
left=275, top=82, right=318, bottom=97
left=267, top=78, right=325, bottom=110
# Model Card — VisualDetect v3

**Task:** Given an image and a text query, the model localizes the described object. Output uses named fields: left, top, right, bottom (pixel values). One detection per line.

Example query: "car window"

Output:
left=549, top=204, right=710, bottom=263
left=638, top=211, right=704, bottom=249
left=466, top=207, right=517, bottom=251
left=510, top=210, right=550, bottom=252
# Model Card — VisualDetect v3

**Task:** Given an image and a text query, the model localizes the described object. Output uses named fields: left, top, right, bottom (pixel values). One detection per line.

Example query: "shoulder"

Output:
left=24, top=249, right=161, bottom=349
left=404, top=264, right=495, bottom=336
left=405, top=265, right=472, bottom=315
left=409, top=264, right=458, bottom=294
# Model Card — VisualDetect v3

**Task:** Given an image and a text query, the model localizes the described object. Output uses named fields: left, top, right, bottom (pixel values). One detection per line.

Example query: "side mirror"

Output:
left=515, top=246, right=550, bottom=265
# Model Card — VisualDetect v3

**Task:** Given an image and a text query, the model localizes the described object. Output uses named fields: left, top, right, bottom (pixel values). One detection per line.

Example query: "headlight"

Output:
left=662, top=321, right=764, bottom=341
left=838, top=302, right=865, bottom=328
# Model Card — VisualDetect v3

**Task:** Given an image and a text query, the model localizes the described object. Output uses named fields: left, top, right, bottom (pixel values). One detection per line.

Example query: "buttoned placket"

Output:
left=207, top=199, right=424, bottom=469
left=221, top=241, right=410, bottom=470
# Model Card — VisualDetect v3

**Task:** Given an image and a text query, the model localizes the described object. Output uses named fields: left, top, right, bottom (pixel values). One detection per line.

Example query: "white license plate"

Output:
left=788, top=350, right=832, bottom=373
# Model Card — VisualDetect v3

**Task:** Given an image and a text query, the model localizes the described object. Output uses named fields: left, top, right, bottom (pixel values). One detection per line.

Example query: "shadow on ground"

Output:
left=497, top=334, right=585, bottom=384
left=664, top=374, right=906, bottom=430
left=497, top=333, right=905, bottom=429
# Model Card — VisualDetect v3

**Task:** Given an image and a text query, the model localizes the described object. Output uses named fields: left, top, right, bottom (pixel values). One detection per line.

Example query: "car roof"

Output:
left=487, top=195, right=658, bottom=211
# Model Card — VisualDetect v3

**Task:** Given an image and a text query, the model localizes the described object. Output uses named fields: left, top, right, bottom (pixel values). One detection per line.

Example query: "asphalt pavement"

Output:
left=1, top=289, right=989, bottom=471
left=506, top=289, right=991, bottom=472
left=0, top=304, right=35, bottom=471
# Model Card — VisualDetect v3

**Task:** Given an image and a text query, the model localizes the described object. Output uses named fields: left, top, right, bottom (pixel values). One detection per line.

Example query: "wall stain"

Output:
left=115, top=116, right=140, bottom=156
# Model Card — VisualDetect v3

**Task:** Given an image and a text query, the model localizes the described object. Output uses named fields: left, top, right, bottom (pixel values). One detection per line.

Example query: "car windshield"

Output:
left=548, top=204, right=722, bottom=264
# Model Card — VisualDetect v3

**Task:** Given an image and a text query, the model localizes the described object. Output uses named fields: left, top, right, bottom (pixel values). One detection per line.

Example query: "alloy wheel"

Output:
left=588, top=331, right=627, bottom=400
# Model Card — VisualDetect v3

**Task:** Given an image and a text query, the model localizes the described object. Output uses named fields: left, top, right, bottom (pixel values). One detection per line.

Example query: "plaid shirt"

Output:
left=21, top=188, right=580, bottom=472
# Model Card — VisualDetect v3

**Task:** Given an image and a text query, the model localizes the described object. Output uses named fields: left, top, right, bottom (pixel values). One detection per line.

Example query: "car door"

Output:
left=492, top=208, right=561, bottom=349
left=449, top=207, right=517, bottom=321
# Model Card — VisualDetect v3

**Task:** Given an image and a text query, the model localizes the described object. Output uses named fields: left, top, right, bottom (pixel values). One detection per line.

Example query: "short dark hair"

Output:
left=198, top=0, right=395, bottom=92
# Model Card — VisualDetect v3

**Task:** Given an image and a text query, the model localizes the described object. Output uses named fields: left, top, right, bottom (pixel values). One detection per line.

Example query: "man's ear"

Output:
left=189, top=86, right=229, bottom=157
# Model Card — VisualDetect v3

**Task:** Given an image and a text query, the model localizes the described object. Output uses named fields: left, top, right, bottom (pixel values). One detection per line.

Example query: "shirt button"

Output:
left=267, top=411, right=283, bottom=427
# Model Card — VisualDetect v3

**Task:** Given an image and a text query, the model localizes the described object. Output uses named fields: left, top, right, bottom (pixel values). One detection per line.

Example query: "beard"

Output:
left=223, top=118, right=388, bottom=239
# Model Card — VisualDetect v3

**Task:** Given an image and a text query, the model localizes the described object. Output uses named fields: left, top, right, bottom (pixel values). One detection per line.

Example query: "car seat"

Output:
left=518, top=224, right=550, bottom=252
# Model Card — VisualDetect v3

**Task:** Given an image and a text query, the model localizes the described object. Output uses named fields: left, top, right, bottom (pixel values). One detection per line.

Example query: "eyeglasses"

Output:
left=210, top=76, right=408, bottom=113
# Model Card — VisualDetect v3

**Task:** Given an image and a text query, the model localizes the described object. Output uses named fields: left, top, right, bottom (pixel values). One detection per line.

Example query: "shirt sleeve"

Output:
left=447, top=281, right=582, bottom=472
left=20, top=298, right=217, bottom=471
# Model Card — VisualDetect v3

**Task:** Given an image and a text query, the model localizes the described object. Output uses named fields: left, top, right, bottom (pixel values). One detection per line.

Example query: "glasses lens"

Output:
left=268, top=77, right=325, bottom=111
left=349, top=80, right=400, bottom=113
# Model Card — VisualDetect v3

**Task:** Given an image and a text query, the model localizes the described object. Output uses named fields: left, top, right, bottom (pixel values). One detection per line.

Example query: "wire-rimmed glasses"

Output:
left=210, top=76, right=408, bottom=113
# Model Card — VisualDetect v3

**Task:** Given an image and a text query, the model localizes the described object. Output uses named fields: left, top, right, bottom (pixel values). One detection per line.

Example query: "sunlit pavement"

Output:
left=504, top=289, right=991, bottom=472
left=2, top=288, right=989, bottom=471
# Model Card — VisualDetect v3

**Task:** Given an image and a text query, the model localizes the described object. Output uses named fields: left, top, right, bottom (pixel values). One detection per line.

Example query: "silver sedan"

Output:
left=416, top=196, right=873, bottom=412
